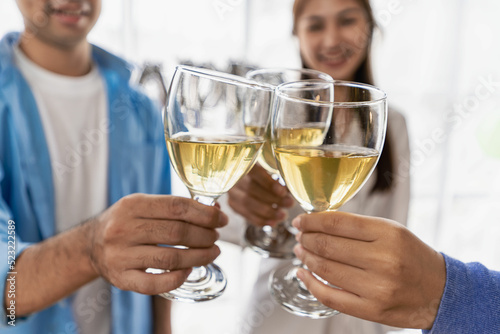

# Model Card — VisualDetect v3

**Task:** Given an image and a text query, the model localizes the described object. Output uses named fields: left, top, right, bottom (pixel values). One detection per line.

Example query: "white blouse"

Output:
left=219, top=109, right=411, bottom=334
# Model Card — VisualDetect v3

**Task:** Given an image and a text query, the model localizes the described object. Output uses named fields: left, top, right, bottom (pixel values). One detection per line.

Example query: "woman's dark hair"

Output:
left=293, top=0, right=394, bottom=193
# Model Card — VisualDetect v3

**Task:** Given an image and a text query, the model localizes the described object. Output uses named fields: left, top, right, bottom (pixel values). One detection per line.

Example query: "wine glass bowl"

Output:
left=269, top=80, right=387, bottom=318
left=161, top=65, right=272, bottom=302
left=243, top=68, right=334, bottom=259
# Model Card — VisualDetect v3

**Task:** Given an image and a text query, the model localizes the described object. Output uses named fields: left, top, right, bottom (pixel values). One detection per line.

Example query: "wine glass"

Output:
left=244, top=68, right=334, bottom=259
left=269, top=80, right=387, bottom=318
left=161, top=65, right=272, bottom=302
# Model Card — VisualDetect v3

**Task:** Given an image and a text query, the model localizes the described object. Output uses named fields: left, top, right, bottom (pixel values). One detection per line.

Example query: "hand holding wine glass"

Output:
left=228, top=68, right=333, bottom=259
left=292, top=211, right=446, bottom=330
left=162, top=65, right=272, bottom=302
left=269, top=80, right=388, bottom=318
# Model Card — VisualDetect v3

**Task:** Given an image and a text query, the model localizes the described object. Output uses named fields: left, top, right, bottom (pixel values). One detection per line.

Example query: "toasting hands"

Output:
left=293, top=211, right=446, bottom=330
left=227, top=164, right=294, bottom=227
left=88, top=193, right=228, bottom=295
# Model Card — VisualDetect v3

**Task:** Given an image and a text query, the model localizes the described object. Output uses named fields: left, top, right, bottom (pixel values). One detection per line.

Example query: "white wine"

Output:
left=246, top=125, right=278, bottom=174
left=245, top=123, right=327, bottom=175
left=166, top=133, right=264, bottom=198
left=274, top=145, right=379, bottom=212
left=277, top=124, right=326, bottom=147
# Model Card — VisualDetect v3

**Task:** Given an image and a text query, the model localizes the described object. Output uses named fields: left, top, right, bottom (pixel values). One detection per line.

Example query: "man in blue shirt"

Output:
left=0, top=0, right=227, bottom=333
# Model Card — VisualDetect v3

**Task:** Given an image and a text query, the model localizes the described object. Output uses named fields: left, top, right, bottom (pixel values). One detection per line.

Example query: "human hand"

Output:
left=227, top=164, right=294, bottom=227
left=87, top=193, right=228, bottom=295
left=293, top=211, right=446, bottom=329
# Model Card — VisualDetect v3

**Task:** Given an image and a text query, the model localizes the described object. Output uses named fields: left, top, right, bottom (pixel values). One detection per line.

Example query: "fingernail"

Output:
left=296, top=268, right=305, bottom=281
left=292, top=216, right=302, bottom=230
left=219, top=212, right=228, bottom=227
left=295, top=231, right=302, bottom=242
left=214, top=246, right=221, bottom=257
left=293, top=244, right=303, bottom=257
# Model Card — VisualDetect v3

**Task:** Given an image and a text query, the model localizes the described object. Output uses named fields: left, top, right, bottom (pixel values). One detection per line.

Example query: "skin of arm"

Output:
left=292, top=211, right=446, bottom=330
left=3, top=193, right=227, bottom=317
left=153, top=296, right=172, bottom=334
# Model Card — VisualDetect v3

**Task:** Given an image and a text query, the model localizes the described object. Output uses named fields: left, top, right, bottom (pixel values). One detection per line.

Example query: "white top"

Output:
left=14, top=46, right=111, bottom=334
left=219, top=109, right=411, bottom=334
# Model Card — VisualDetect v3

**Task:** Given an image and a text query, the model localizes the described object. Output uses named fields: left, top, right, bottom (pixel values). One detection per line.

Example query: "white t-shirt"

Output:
left=14, top=45, right=111, bottom=334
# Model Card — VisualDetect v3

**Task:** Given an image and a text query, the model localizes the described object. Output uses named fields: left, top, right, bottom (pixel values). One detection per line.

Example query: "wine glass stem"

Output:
left=263, top=224, right=280, bottom=239
left=262, top=172, right=288, bottom=240
left=193, top=194, right=217, bottom=206
left=185, top=194, right=219, bottom=282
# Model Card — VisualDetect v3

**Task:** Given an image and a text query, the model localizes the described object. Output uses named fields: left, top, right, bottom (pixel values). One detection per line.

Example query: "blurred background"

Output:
left=2, top=0, right=499, bottom=333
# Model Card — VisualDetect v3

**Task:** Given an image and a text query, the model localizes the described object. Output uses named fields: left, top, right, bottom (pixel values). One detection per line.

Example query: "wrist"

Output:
left=80, top=217, right=101, bottom=278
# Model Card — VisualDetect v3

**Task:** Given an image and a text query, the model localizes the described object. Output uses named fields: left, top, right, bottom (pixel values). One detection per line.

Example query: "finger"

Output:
left=124, top=245, right=221, bottom=271
left=241, top=166, right=292, bottom=205
left=121, top=268, right=193, bottom=295
left=244, top=179, right=290, bottom=205
left=294, top=244, right=367, bottom=293
left=125, top=194, right=228, bottom=228
left=249, top=167, right=294, bottom=207
left=228, top=188, right=286, bottom=226
left=296, top=269, right=368, bottom=319
left=292, top=211, right=385, bottom=242
left=298, top=232, right=373, bottom=269
left=249, top=165, right=289, bottom=198
left=133, top=219, right=219, bottom=247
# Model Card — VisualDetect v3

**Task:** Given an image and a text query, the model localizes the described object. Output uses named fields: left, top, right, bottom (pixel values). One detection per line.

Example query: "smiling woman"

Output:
left=293, top=0, right=373, bottom=83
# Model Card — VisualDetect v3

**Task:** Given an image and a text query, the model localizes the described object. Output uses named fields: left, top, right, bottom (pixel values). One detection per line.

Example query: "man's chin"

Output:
left=30, top=30, right=89, bottom=51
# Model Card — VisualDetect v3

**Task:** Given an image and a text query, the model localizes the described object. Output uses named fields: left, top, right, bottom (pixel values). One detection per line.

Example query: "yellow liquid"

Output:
left=246, top=124, right=327, bottom=175
left=246, top=125, right=278, bottom=174
left=166, top=133, right=264, bottom=198
left=277, top=124, right=326, bottom=147
left=274, top=145, right=378, bottom=212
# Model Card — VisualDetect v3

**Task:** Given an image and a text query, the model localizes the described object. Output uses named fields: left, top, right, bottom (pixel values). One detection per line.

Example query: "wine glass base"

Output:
left=159, top=263, right=227, bottom=303
left=269, top=262, right=339, bottom=319
left=244, top=224, right=297, bottom=259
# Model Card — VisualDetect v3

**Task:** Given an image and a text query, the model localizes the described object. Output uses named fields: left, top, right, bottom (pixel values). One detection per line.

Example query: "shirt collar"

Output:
left=0, top=31, right=133, bottom=83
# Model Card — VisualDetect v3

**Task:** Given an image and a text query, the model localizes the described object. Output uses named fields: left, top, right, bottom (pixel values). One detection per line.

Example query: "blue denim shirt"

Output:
left=0, top=32, right=171, bottom=333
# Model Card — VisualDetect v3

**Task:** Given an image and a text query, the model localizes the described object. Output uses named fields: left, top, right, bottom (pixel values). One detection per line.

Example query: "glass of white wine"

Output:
left=244, top=68, right=333, bottom=259
left=161, top=65, right=272, bottom=302
left=269, top=80, right=387, bottom=318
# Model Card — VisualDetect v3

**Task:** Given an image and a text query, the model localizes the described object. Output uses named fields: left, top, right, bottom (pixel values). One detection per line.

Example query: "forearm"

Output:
left=153, top=296, right=172, bottom=334
left=4, top=219, right=98, bottom=316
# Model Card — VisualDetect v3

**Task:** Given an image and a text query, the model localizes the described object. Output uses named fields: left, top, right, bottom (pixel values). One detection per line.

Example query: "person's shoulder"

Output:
left=388, top=107, right=408, bottom=129
left=388, top=107, right=405, bottom=121
left=387, top=107, right=410, bottom=157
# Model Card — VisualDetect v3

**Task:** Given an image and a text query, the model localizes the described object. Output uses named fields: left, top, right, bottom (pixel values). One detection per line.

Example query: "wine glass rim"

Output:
left=245, top=67, right=334, bottom=84
left=175, top=65, right=274, bottom=91
left=276, top=80, right=387, bottom=107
